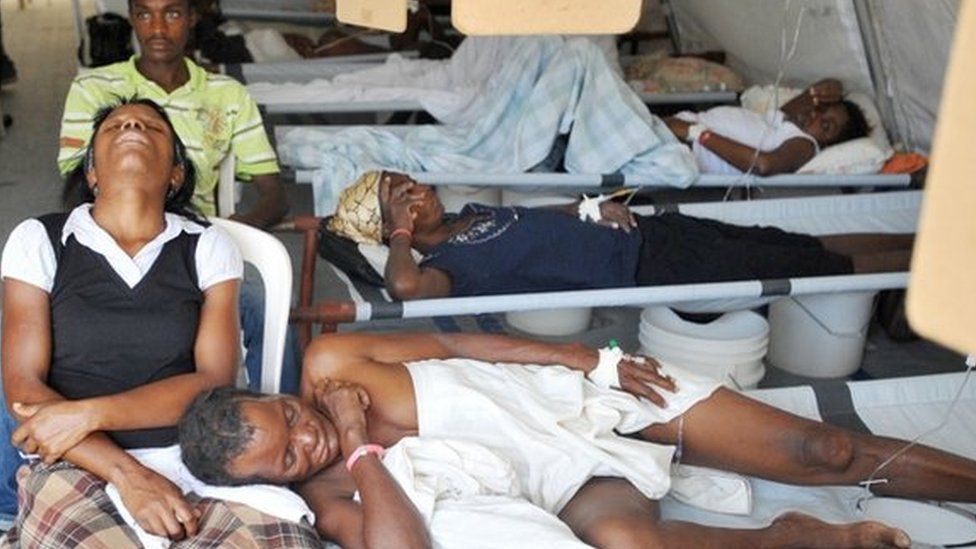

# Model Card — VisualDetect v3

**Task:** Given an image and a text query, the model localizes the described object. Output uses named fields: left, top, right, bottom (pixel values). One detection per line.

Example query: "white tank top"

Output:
left=689, top=106, right=819, bottom=175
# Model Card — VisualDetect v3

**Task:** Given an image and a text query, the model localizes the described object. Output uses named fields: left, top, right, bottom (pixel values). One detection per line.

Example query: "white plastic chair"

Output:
left=210, top=217, right=292, bottom=394
left=216, top=153, right=240, bottom=218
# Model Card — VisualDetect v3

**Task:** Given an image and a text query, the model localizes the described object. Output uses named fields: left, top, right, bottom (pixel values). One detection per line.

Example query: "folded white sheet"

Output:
left=104, top=445, right=314, bottom=548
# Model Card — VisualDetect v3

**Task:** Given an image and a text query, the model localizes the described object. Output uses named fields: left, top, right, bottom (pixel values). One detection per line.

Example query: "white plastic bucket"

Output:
left=637, top=307, right=769, bottom=390
left=767, top=291, right=877, bottom=378
left=638, top=334, right=768, bottom=366
left=506, top=308, right=592, bottom=336
left=502, top=189, right=592, bottom=336
left=639, top=307, right=769, bottom=354
left=436, top=185, right=502, bottom=213
left=638, top=342, right=766, bottom=391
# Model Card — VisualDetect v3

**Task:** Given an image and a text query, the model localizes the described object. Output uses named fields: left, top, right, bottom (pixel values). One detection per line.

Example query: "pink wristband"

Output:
left=389, top=228, right=412, bottom=242
left=345, top=444, right=385, bottom=471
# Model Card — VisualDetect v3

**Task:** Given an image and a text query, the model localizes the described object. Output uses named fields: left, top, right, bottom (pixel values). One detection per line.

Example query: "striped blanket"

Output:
left=277, top=36, right=698, bottom=216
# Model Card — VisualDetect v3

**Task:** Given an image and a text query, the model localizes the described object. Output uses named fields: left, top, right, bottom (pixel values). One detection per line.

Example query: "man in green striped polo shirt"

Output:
left=51, top=3, right=300, bottom=392
left=57, top=0, right=287, bottom=227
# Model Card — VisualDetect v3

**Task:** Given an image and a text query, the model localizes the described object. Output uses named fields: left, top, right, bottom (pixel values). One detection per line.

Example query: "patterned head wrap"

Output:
left=327, top=170, right=384, bottom=244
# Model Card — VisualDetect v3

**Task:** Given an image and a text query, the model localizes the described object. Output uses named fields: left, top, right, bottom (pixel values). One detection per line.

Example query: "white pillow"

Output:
left=796, top=137, right=889, bottom=175
left=845, top=91, right=893, bottom=153
left=741, top=85, right=893, bottom=175
left=244, top=29, right=303, bottom=63
left=359, top=243, right=423, bottom=280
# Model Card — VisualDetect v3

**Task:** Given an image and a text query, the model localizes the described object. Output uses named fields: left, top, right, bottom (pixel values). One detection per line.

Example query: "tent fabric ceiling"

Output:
left=667, top=0, right=958, bottom=153
left=863, top=0, right=958, bottom=153
left=668, top=0, right=873, bottom=93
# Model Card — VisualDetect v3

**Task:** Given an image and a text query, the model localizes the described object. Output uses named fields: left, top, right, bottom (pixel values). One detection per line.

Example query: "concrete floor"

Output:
left=0, top=0, right=967, bottom=391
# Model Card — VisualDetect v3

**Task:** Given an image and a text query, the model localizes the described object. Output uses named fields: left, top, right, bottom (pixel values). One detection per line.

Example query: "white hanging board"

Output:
left=336, top=0, right=407, bottom=32
left=451, top=0, right=641, bottom=35
left=907, top=1, right=976, bottom=356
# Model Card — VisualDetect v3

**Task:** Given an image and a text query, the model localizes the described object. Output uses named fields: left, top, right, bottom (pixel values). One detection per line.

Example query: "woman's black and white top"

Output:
left=1, top=204, right=242, bottom=448
left=2, top=205, right=241, bottom=293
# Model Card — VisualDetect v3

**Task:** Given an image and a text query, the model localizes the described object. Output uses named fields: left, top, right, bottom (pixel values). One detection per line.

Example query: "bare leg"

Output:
left=818, top=234, right=914, bottom=256
left=558, top=477, right=910, bottom=549
left=849, top=250, right=913, bottom=274
left=640, top=389, right=976, bottom=502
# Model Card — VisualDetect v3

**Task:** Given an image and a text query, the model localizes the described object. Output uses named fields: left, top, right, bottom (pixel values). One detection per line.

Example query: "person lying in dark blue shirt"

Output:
left=324, top=170, right=913, bottom=300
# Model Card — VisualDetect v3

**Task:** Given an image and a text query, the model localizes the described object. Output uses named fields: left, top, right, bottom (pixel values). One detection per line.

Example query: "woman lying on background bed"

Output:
left=664, top=78, right=870, bottom=176
left=322, top=170, right=912, bottom=300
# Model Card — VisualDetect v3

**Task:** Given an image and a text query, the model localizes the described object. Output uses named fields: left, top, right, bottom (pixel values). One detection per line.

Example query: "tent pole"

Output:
left=659, top=0, right=683, bottom=55
left=851, top=0, right=904, bottom=149
left=72, top=0, right=87, bottom=67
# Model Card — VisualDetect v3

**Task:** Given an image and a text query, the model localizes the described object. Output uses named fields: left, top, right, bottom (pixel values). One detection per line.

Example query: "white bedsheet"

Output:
left=379, top=364, right=975, bottom=547
left=377, top=358, right=737, bottom=548
left=663, top=372, right=976, bottom=529
left=248, top=37, right=516, bottom=123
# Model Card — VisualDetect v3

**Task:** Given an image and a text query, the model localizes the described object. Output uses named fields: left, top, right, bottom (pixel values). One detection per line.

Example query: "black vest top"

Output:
left=39, top=213, right=203, bottom=449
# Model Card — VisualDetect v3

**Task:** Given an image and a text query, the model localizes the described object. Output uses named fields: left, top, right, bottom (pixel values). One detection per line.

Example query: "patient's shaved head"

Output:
left=179, top=387, right=266, bottom=486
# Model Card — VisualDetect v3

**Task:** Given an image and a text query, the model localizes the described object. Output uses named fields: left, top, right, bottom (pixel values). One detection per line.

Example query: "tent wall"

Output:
left=860, top=0, right=958, bottom=153
left=669, top=0, right=874, bottom=93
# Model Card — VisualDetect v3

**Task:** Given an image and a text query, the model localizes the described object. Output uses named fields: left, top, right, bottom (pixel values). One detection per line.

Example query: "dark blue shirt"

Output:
left=421, top=204, right=641, bottom=297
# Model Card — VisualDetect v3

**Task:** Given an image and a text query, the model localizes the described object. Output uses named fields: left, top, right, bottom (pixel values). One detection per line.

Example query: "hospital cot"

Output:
left=220, top=0, right=334, bottom=24
left=274, top=124, right=911, bottom=191
left=222, top=51, right=420, bottom=86
left=246, top=60, right=735, bottom=117
left=283, top=190, right=920, bottom=348
left=257, top=90, right=737, bottom=116
left=692, top=371, right=976, bottom=540
left=291, top=168, right=910, bottom=189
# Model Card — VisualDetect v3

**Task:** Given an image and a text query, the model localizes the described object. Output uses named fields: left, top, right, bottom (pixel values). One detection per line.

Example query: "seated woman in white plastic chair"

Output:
left=176, top=330, right=976, bottom=548
left=320, top=170, right=912, bottom=301
left=664, top=78, right=871, bottom=176
left=0, top=99, right=319, bottom=547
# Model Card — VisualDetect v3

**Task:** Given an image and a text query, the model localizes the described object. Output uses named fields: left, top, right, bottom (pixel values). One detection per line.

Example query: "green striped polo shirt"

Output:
left=58, top=56, right=279, bottom=217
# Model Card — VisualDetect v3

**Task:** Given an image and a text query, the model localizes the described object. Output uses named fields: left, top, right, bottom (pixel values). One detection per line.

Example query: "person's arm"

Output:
left=783, top=78, right=844, bottom=113
left=2, top=279, right=201, bottom=540
left=384, top=234, right=452, bottom=300
left=698, top=132, right=817, bottom=176
left=668, top=107, right=819, bottom=176
left=229, top=173, right=288, bottom=229
left=665, top=116, right=692, bottom=141
left=380, top=180, right=452, bottom=300
left=544, top=200, right=638, bottom=232
left=297, top=381, right=430, bottom=549
left=228, top=88, right=287, bottom=229
left=305, top=332, right=675, bottom=406
left=310, top=331, right=592, bottom=375
left=11, top=279, right=240, bottom=462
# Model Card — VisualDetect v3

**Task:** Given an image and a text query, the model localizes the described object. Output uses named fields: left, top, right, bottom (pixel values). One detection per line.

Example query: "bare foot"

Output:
left=767, top=512, right=911, bottom=548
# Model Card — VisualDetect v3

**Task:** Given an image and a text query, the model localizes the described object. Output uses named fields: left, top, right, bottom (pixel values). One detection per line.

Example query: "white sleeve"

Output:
left=0, top=219, right=58, bottom=293
left=673, top=110, right=701, bottom=124
left=195, top=225, right=244, bottom=291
